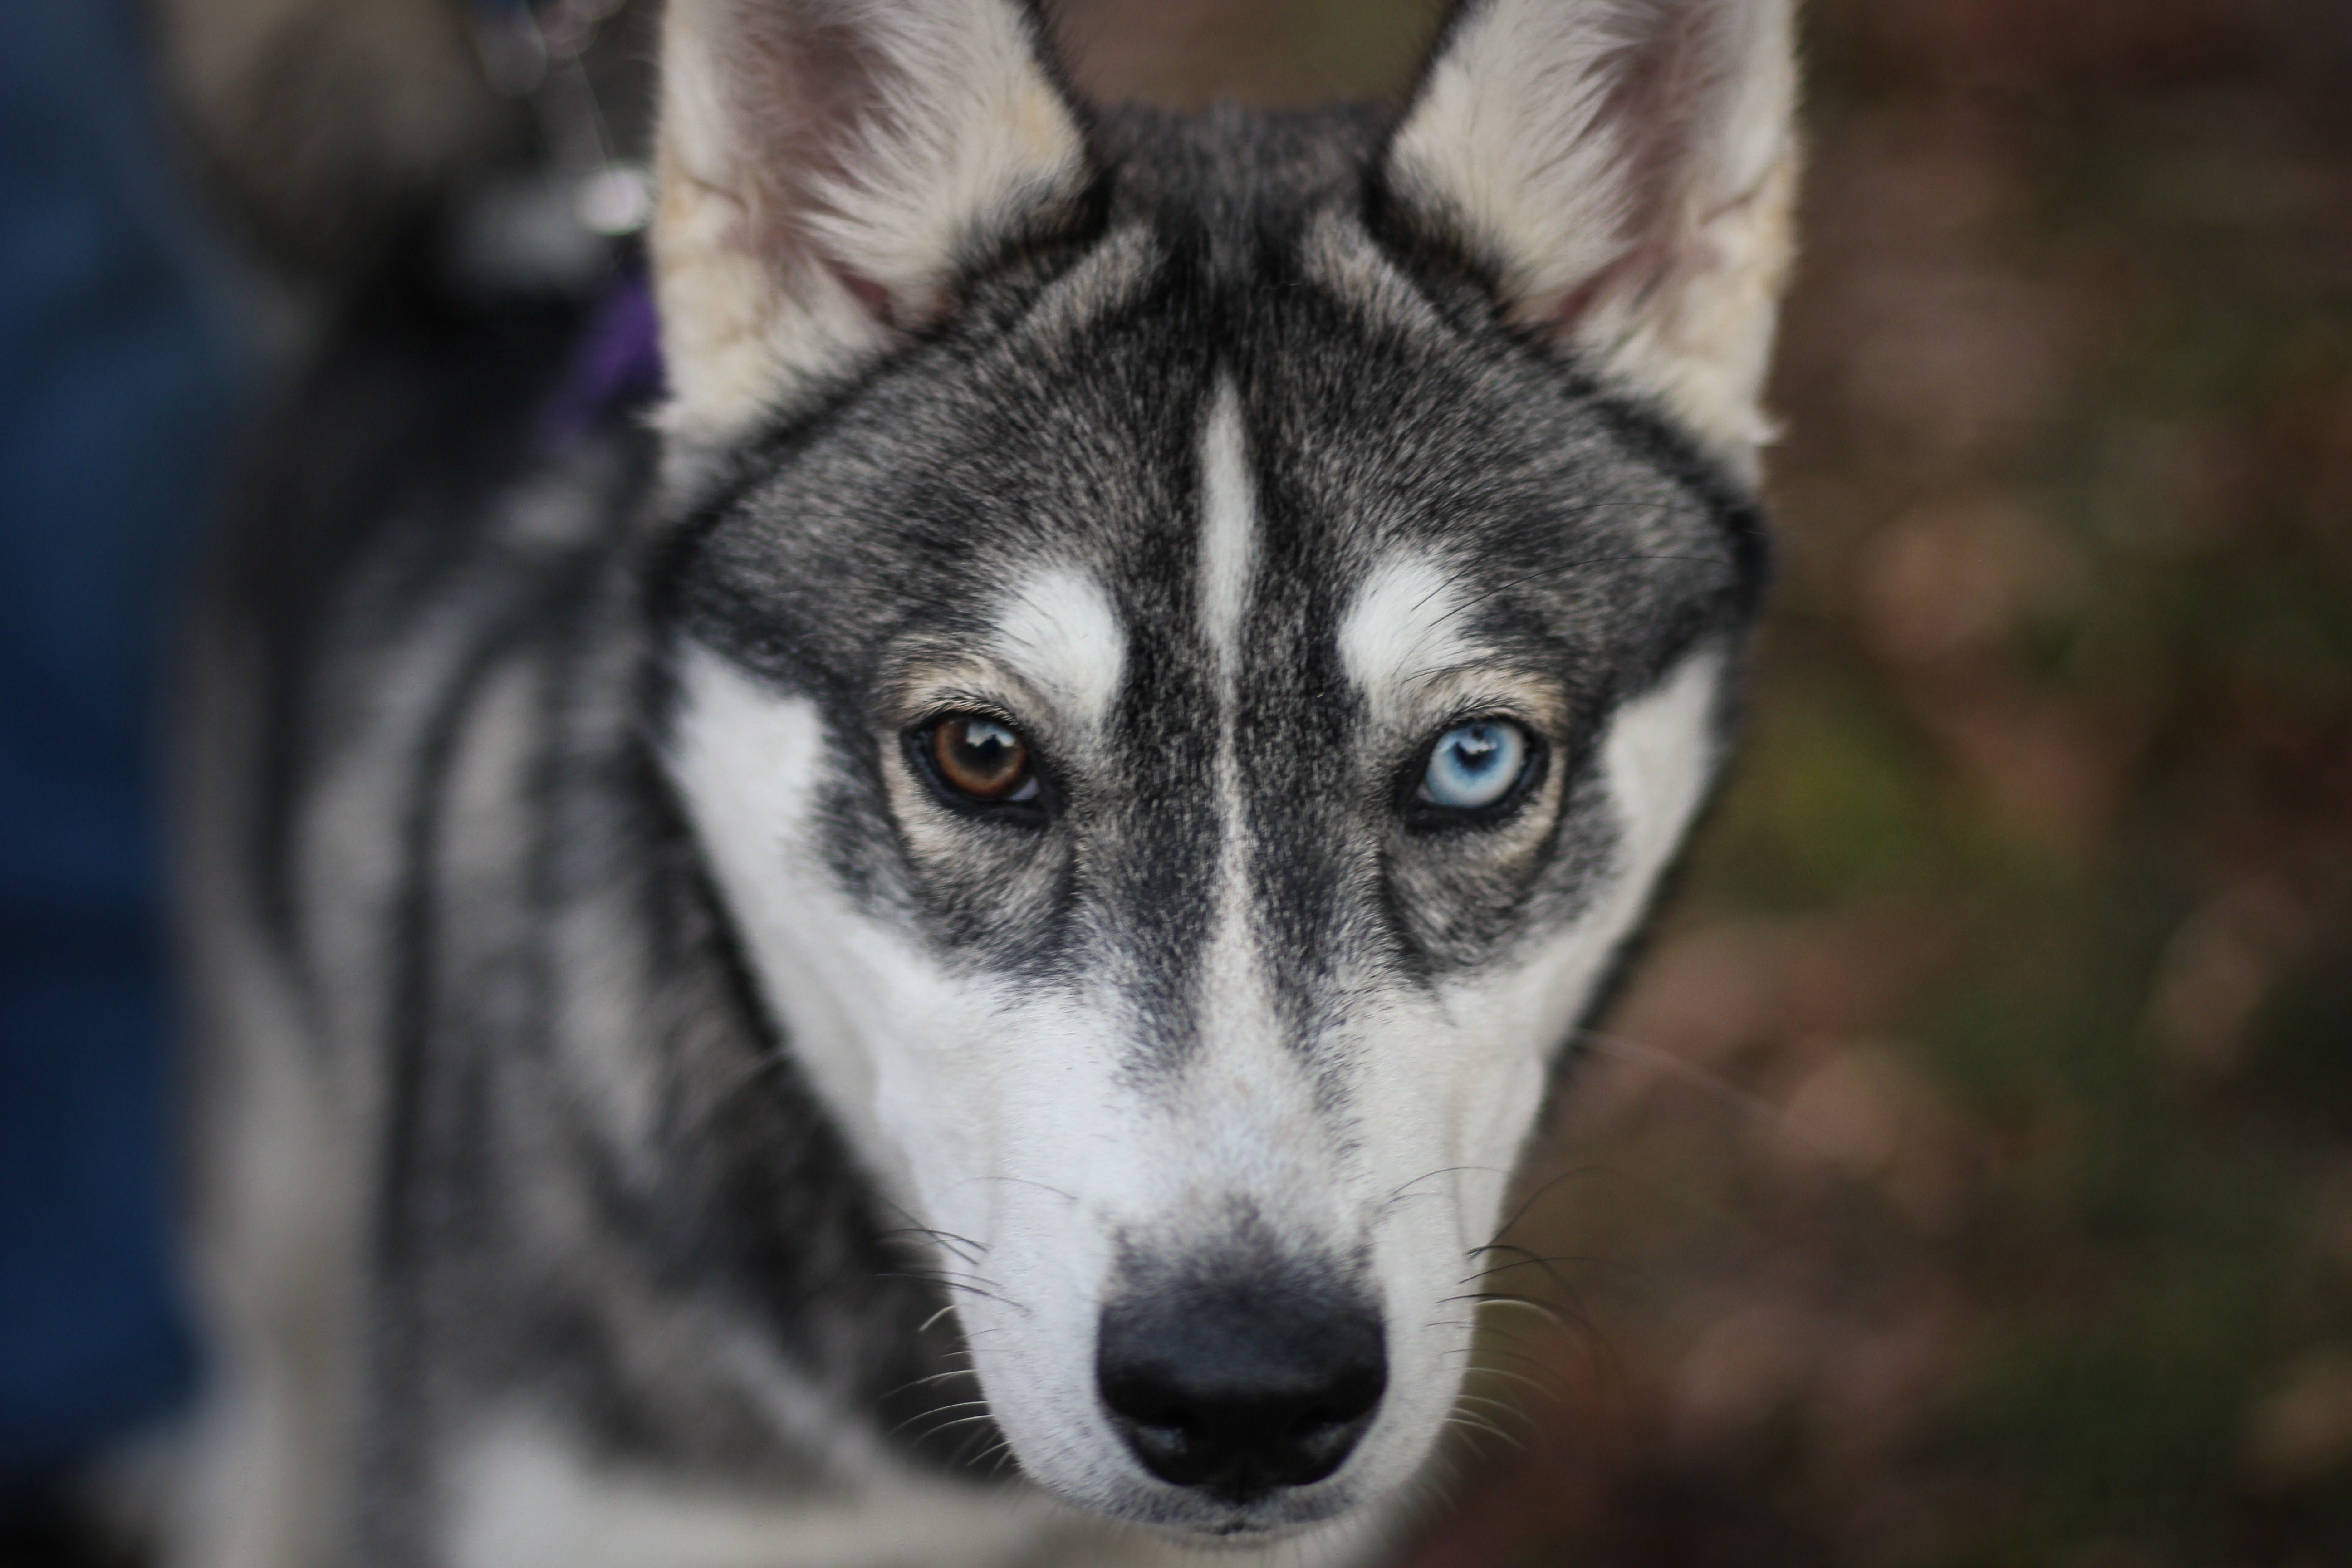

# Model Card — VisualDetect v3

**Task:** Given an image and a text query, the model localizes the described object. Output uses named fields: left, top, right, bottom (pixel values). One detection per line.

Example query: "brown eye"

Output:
left=930, top=715, right=1038, bottom=803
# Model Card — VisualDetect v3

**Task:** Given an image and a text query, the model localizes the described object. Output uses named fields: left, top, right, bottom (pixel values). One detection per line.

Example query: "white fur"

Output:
left=1191, top=381, right=1286, bottom=1168
left=991, top=568, right=1127, bottom=738
left=1597, top=641, right=1732, bottom=884
left=794, top=7, right=1083, bottom=310
left=448, top=1419, right=1053, bottom=1568
left=665, top=652, right=900, bottom=1195
left=1387, top=0, right=1801, bottom=471
left=1338, top=553, right=1482, bottom=721
left=654, top=0, right=1087, bottom=443
left=665, top=607, right=1731, bottom=1546
left=447, top=1419, right=1393, bottom=1568
left=172, top=911, right=358, bottom=1568
left=1196, top=383, right=1258, bottom=679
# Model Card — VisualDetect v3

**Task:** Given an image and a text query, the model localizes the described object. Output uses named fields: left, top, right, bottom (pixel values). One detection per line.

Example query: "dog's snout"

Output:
left=1096, top=1273, right=1386, bottom=1503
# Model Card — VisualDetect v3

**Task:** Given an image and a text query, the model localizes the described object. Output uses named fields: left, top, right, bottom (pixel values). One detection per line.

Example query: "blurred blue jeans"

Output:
left=1, top=0, right=245, bottom=1499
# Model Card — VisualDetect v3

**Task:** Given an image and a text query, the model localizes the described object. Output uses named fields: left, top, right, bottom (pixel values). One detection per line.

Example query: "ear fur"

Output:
left=1385, top=0, right=1801, bottom=475
left=653, top=0, right=1090, bottom=444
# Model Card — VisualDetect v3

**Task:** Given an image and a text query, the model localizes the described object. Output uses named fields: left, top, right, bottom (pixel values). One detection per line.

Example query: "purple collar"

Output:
left=537, top=266, right=664, bottom=450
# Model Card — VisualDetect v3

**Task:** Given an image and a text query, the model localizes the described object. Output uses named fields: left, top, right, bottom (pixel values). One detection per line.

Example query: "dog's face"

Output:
left=652, top=0, right=1797, bottom=1543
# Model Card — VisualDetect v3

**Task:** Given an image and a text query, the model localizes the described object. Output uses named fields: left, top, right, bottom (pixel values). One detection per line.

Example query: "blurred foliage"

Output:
left=1059, top=0, right=2352, bottom=1563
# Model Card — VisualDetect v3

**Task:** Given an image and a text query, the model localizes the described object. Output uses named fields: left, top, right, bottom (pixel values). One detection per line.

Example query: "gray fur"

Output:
left=178, top=15, right=1778, bottom=1568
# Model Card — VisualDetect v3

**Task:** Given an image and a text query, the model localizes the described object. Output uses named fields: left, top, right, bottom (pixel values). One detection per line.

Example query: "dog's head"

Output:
left=650, top=0, right=1797, bottom=1542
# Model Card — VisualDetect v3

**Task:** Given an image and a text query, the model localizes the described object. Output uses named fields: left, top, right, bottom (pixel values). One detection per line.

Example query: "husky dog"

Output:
left=177, top=1, right=1799, bottom=1563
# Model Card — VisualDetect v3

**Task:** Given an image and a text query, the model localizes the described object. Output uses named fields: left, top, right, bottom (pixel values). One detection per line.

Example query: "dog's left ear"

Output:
left=1382, top=0, right=1801, bottom=475
left=653, top=0, right=1090, bottom=445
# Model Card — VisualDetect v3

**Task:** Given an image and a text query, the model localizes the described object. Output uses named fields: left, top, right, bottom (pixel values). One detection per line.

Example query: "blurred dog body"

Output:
left=174, top=3, right=1798, bottom=1565
left=155, top=0, right=520, bottom=276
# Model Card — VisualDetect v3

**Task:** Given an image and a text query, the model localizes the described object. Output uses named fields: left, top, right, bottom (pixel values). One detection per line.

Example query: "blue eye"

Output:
left=1417, top=720, right=1532, bottom=812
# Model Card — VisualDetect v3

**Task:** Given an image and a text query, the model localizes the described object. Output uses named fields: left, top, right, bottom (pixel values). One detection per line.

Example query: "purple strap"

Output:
left=537, top=266, right=664, bottom=449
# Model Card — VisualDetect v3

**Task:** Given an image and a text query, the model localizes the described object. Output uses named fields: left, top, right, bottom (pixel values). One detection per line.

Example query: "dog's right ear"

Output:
left=653, top=0, right=1089, bottom=445
left=1381, top=0, right=1801, bottom=479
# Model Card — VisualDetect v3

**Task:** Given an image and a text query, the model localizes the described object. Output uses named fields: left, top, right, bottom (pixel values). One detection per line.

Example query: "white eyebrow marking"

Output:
left=1197, top=381, right=1256, bottom=681
left=1339, top=552, right=1479, bottom=716
left=989, top=566, right=1126, bottom=732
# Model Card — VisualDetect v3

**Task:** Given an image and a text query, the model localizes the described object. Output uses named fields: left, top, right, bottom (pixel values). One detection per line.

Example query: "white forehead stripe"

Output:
left=1193, top=378, right=1287, bottom=1083
left=990, top=566, right=1126, bottom=732
left=1339, top=552, right=1479, bottom=715
left=1197, top=381, right=1257, bottom=675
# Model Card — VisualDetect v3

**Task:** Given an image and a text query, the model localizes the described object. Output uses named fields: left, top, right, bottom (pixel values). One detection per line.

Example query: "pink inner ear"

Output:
left=842, top=274, right=961, bottom=335
left=1497, top=0, right=1764, bottom=346
left=1540, top=273, right=1618, bottom=341
left=840, top=273, right=898, bottom=328
left=719, top=5, right=902, bottom=265
left=1583, top=18, right=1719, bottom=305
left=717, top=5, right=976, bottom=334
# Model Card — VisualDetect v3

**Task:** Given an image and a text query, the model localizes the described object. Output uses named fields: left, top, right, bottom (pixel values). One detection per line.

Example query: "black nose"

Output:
left=1096, top=1271, right=1387, bottom=1503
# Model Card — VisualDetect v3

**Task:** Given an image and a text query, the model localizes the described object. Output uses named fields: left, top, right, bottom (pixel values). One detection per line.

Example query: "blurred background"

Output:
left=2, top=0, right=2346, bottom=1564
